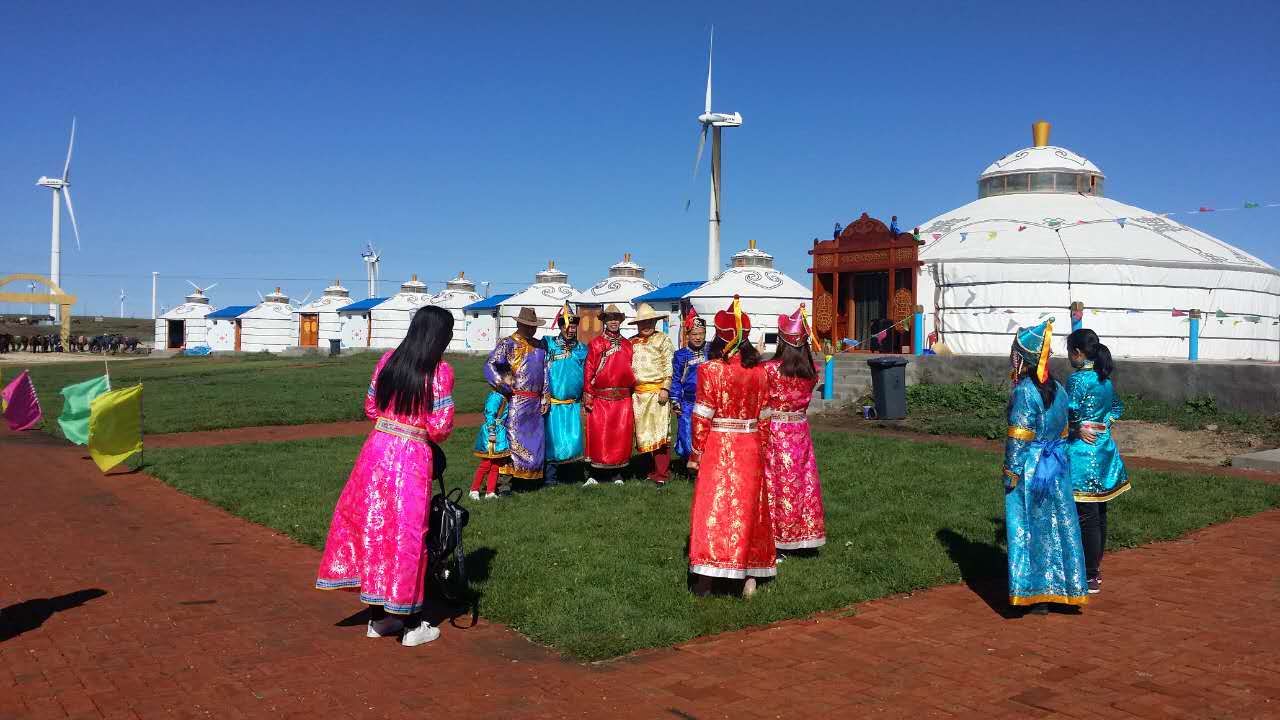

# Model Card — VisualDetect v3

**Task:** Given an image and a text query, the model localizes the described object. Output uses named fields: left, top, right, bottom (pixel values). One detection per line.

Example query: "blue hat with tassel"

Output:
left=1012, top=318, right=1055, bottom=383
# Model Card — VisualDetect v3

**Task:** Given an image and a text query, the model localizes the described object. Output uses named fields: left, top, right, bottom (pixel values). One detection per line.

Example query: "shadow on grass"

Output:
left=0, top=588, right=108, bottom=641
left=936, top=519, right=1016, bottom=618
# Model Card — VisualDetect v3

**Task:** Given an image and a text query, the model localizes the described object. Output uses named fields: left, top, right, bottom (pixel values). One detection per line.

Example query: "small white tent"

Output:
left=338, top=297, right=388, bottom=350
left=371, top=275, right=433, bottom=349
left=431, top=272, right=483, bottom=352
left=293, top=280, right=353, bottom=350
left=498, top=261, right=578, bottom=341
left=205, top=305, right=255, bottom=351
left=685, top=240, right=811, bottom=352
left=154, top=288, right=216, bottom=350
left=239, top=288, right=296, bottom=353
left=462, top=293, right=514, bottom=353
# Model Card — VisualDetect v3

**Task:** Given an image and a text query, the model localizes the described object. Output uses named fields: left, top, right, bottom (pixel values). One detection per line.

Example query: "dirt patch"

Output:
left=1112, top=420, right=1265, bottom=467
left=147, top=413, right=484, bottom=448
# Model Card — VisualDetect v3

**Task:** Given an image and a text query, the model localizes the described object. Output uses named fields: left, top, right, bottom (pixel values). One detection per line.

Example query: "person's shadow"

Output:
left=334, top=547, right=499, bottom=630
left=936, top=520, right=1017, bottom=618
left=1, top=589, right=108, bottom=641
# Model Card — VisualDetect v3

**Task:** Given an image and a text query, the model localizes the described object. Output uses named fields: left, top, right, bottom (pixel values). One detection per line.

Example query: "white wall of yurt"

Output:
left=431, top=272, right=483, bottom=352
left=370, top=275, right=433, bottom=349
left=338, top=297, right=384, bottom=350
left=238, top=288, right=297, bottom=353
left=684, top=241, right=810, bottom=353
left=293, top=280, right=353, bottom=349
left=498, top=262, right=577, bottom=341
left=205, top=306, right=253, bottom=351
left=153, top=288, right=216, bottom=350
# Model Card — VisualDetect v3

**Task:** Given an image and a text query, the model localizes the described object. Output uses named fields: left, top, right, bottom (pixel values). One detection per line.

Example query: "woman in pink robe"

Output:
left=316, top=306, right=456, bottom=647
left=761, top=307, right=826, bottom=554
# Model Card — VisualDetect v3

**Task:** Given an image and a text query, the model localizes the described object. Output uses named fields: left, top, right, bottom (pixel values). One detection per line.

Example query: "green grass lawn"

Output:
left=10, top=352, right=488, bottom=436
left=144, top=430, right=1280, bottom=661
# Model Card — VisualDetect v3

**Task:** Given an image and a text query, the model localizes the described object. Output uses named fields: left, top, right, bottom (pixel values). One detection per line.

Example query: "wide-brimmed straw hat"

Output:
left=599, top=304, right=626, bottom=321
left=628, top=303, right=665, bottom=325
left=514, top=307, right=545, bottom=327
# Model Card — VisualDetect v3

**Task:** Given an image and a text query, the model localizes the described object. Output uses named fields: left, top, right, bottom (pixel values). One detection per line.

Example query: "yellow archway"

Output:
left=0, top=274, right=78, bottom=349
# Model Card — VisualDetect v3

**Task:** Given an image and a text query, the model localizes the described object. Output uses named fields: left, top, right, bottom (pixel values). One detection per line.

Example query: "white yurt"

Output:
left=462, top=293, right=513, bottom=353
left=431, top=272, right=483, bottom=352
left=571, top=253, right=658, bottom=327
left=205, top=305, right=254, bottom=351
left=370, top=274, right=433, bottom=349
left=916, top=121, right=1280, bottom=361
left=498, top=261, right=578, bottom=340
left=154, top=287, right=216, bottom=350
left=337, top=297, right=388, bottom=350
left=238, top=288, right=297, bottom=353
left=684, top=240, right=811, bottom=351
left=293, top=279, right=353, bottom=350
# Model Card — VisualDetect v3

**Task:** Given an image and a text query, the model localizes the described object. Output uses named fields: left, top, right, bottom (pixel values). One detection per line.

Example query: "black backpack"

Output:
left=425, top=441, right=470, bottom=606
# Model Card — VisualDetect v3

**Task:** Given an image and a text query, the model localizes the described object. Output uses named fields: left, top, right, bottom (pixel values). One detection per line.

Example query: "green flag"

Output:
left=59, top=375, right=110, bottom=445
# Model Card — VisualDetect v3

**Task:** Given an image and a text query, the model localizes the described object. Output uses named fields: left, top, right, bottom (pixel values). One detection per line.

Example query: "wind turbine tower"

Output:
left=119, top=288, right=127, bottom=318
left=691, top=28, right=743, bottom=280
left=361, top=244, right=382, bottom=299
left=35, top=118, right=82, bottom=321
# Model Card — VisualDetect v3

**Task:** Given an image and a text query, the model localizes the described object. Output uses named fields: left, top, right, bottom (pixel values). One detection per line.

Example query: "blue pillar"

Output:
left=823, top=356, right=835, bottom=400
left=1070, top=301, right=1084, bottom=333
left=912, top=304, right=924, bottom=356
left=1188, top=309, right=1201, bottom=361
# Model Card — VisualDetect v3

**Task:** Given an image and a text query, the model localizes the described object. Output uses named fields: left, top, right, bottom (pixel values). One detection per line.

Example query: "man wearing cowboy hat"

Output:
left=541, top=302, right=588, bottom=486
left=582, top=304, right=635, bottom=485
left=484, top=306, right=548, bottom=486
left=629, top=303, right=676, bottom=485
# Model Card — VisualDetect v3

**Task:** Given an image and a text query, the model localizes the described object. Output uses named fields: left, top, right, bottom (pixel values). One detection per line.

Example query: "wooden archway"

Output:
left=0, top=274, right=78, bottom=349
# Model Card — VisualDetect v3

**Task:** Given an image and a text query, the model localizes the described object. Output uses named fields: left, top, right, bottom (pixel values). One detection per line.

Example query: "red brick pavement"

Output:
left=2, top=425, right=1278, bottom=719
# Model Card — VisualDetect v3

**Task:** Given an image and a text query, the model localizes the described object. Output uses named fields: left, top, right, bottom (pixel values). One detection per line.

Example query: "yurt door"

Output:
left=234, top=320, right=242, bottom=351
left=299, top=314, right=319, bottom=347
left=577, top=307, right=602, bottom=344
left=167, top=321, right=185, bottom=349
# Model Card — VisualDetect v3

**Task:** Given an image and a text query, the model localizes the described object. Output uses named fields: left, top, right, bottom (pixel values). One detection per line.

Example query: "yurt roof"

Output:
left=379, top=274, right=435, bottom=311
left=981, top=145, right=1102, bottom=178
left=432, top=272, right=482, bottom=309
left=500, top=261, right=577, bottom=309
left=572, top=253, right=656, bottom=306
left=240, top=289, right=296, bottom=320
left=296, top=293, right=355, bottom=313
left=464, top=293, right=513, bottom=312
left=684, top=241, right=810, bottom=301
left=159, top=298, right=217, bottom=320
left=206, top=305, right=254, bottom=319
left=339, top=297, right=390, bottom=313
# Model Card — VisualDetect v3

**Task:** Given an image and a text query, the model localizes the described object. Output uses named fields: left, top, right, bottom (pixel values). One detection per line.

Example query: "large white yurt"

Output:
left=238, top=288, right=297, bottom=353
left=205, top=305, right=255, bottom=351
left=916, top=121, right=1280, bottom=361
left=293, top=279, right=353, bottom=350
left=431, top=272, right=483, bottom=352
left=370, top=275, right=433, bottom=349
left=462, top=293, right=514, bottom=353
left=571, top=254, right=657, bottom=337
left=498, top=261, right=578, bottom=340
left=154, top=287, right=216, bottom=350
left=684, top=240, right=811, bottom=351
left=337, top=297, right=388, bottom=350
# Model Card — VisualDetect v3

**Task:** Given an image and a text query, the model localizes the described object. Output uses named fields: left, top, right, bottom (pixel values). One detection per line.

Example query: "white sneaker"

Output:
left=613, top=478, right=625, bottom=485
left=468, top=490, right=480, bottom=501
left=583, top=478, right=598, bottom=486
left=367, top=616, right=404, bottom=638
left=400, top=623, right=441, bottom=647
left=484, top=493, right=498, bottom=500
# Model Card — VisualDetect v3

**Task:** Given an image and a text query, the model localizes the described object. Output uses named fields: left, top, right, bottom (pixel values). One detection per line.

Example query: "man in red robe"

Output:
left=583, top=304, right=635, bottom=485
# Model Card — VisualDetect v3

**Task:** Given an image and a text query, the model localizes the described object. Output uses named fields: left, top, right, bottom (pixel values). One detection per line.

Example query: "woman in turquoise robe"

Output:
left=1066, top=329, right=1130, bottom=593
left=1002, top=319, right=1089, bottom=613
left=542, top=308, right=588, bottom=483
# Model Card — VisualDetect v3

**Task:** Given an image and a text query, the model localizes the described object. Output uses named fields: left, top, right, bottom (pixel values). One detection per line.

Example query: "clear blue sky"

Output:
left=3, top=1, right=1277, bottom=317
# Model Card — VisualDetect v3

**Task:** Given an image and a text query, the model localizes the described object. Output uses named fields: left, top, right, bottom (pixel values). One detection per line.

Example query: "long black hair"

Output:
left=375, top=306, right=454, bottom=416
left=709, top=333, right=761, bottom=368
left=771, top=340, right=817, bottom=380
left=1066, top=328, right=1115, bottom=382
left=1027, top=365, right=1058, bottom=408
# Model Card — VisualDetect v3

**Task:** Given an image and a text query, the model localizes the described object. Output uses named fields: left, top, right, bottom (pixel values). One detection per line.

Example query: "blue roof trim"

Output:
left=632, top=281, right=703, bottom=304
left=464, top=293, right=514, bottom=311
left=205, top=305, right=254, bottom=319
left=339, top=297, right=390, bottom=312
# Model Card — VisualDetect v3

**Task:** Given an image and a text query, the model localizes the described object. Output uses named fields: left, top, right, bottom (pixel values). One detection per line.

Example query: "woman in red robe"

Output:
left=688, top=297, right=775, bottom=597
left=583, top=304, right=635, bottom=485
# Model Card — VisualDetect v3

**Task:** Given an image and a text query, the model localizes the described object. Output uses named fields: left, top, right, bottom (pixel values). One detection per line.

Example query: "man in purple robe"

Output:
left=484, top=307, right=548, bottom=487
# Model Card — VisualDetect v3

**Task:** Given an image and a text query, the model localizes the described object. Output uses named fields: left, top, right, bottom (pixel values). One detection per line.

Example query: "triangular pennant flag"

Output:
left=1233, top=320, right=1242, bottom=327
left=1246, top=316, right=1261, bottom=323
left=1090, top=309, right=1100, bottom=315
left=987, top=231, right=997, bottom=241
left=1244, top=202, right=1260, bottom=209
left=1172, top=309, right=1188, bottom=317
left=1017, top=225, right=1027, bottom=232
left=1116, top=217, right=1127, bottom=228
left=1215, top=309, right=1227, bottom=318
left=1126, top=309, right=1139, bottom=314
left=1198, top=207, right=1215, bottom=213
left=2, top=371, right=42, bottom=432
left=932, top=233, right=942, bottom=241
left=88, top=384, right=144, bottom=473
left=874, top=329, right=888, bottom=343
left=959, top=232, right=968, bottom=242
left=58, top=375, right=111, bottom=445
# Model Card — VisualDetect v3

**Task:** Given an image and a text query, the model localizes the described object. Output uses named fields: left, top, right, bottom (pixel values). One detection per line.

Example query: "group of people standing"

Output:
left=1002, top=319, right=1130, bottom=614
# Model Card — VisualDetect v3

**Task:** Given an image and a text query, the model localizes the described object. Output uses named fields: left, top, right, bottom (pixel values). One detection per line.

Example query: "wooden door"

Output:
left=299, top=314, right=319, bottom=347
left=366, top=316, right=372, bottom=347
left=234, top=321, right=242, bottom=351
left=577, top=307, right=602, bottom=344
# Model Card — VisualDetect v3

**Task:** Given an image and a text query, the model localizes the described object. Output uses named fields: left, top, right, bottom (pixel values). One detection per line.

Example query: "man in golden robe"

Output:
left=629, top=303, right=675, bottom=485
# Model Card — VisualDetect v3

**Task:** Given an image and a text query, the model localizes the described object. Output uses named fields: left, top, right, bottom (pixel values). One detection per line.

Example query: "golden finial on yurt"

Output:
left=1032, top=120, right=1052, bottom=147
left=549, top=260, right=556, bottom=269
left=748, top=239, right=758, bottom=250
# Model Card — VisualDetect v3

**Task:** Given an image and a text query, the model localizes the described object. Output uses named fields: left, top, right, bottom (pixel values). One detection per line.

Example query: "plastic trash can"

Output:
left=866, top=356, right=909, bottom=420
left=329, top=339, right=342, bottom=357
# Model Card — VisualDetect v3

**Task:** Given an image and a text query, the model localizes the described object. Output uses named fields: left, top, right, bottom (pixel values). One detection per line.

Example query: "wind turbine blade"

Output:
left=705, top=27, right=714, bottom=114
left=301, top=290, right=313, bottom=305
left=205, top=283, right=219, bottom=292
left=61, top=187, right=81, bottom=250
left=63, top=117, right=76, bottom=181
left=686, top=126, right=709, bottom=212
left=187, top=280, right=200, bottom=290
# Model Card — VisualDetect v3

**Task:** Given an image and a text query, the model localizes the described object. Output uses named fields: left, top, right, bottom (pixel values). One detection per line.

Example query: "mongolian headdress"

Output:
left=778, top=303, right=821, bottom=352
left=554, top=302, right=579, bottom=329
left=1011, top=318, right=1054, bottom=383
left=713, top=295, right=751, bottom=356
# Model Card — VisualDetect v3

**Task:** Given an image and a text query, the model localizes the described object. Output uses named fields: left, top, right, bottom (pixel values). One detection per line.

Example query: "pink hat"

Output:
left=778, top=305, right=807, bottom=346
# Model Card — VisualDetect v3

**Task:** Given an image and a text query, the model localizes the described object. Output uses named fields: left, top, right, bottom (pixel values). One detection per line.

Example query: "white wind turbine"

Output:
left=118, top=288, right=127, bottom=318
left=361, top=243, right=382, bottom=299
left=36, top=118, right=81, bottom=321
left=186, top=280, right=219, bottom=299
left=689, top=28, right=743, bottom=280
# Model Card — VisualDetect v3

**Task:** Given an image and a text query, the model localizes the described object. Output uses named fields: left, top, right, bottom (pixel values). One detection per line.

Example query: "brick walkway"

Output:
left=2, top=427, right=1278, bottom=719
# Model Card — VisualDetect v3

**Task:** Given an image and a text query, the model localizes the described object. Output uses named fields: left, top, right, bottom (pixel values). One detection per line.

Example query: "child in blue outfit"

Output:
left=471, top=390, right=511, bottom=500
left=1066, top=329, right=1130, bottom=594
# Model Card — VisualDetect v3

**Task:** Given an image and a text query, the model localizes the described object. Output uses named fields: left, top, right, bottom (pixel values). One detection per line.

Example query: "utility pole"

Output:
left=151, top=272, right=158, bottom=319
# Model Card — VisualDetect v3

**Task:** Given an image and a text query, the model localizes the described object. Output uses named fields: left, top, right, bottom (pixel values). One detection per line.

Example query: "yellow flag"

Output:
left=88, top=384, right=143, bottom=473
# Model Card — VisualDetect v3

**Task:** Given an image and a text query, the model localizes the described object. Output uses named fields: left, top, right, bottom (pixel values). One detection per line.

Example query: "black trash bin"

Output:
left=866, top=356, right=910, bottom=420
left=329, top=339, right=342, bottom=357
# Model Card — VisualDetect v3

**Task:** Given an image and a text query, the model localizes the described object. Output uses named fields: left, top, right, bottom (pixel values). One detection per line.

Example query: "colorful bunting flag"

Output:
left=58, top=375, right=111, bottom=446
left=1246, top=316, right=1261, bottom=323
left=1245, top=202, right=1260, bottom=209
left=874, top=329, right=888, bottom=343
left=927, top=330, right=939, bottom=346
left=88, top=384, right=144, bottom=474
left=959, top=232, right=968, bottom=243
left=1090, top=309, right=1100, bottom=315
left=1125, top=309, right=1139, bottom=314
left=1116, top=217, right=1127, bottom=228
left=987, top=231, right=998, bottom=241
left=932, top=233, right=941, bottom=241
left=2, top=371, right=42, bottom=432
left=1172, top=309, right=1189, bottom=317
left=1233, top=320, right=1242, bottom=327
left=1198, top=207, right=1214, bottom=213
left=1017, top=226, right=1026, bottom=232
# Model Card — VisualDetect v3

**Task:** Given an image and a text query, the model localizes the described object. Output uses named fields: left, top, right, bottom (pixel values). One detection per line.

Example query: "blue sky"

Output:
left=2, top=1, right=1277, bottom=317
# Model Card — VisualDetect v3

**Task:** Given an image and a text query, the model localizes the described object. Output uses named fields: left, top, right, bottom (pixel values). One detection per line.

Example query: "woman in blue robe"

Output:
left=1002, top=319, right=1089, bottom=614
left=542, top=305, right=588, bottom=485
left=670, top=317, right=709, bottom=464
left=1066, top=328, right=1130, bottom=594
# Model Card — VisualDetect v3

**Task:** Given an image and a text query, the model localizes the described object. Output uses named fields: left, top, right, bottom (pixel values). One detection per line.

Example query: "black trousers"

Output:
left=1075, top=501, right=1108, bottom=579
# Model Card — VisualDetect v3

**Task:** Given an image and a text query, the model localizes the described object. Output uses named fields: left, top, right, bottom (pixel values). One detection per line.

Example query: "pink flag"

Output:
left=874, top=329, right=889, bottom=343
left=1017, top=225, right=1026, bottom=232
left=2, top=370, right=43, bottom=432
left=1198, top=206, right=1214, bottom=213
left=1171, top=309, right=1188, bottom=317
